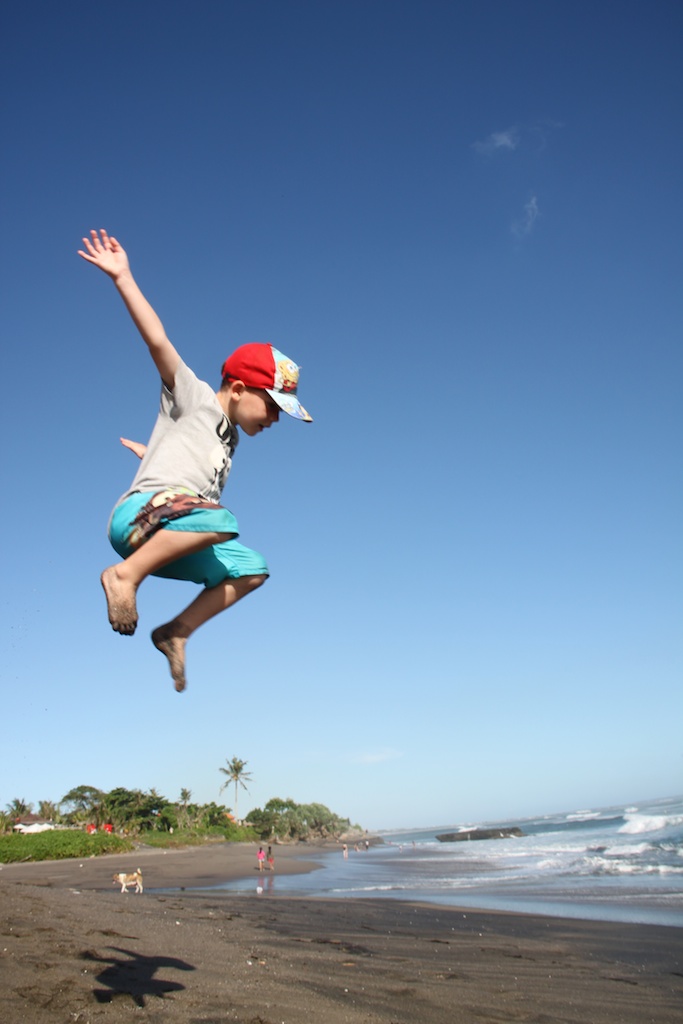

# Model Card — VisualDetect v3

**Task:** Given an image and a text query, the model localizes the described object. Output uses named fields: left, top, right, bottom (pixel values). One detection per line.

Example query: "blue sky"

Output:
left=1, top=1, right=681, bottom=830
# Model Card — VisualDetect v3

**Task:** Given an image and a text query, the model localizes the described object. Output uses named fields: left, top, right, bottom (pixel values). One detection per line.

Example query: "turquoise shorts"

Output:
left=109, top=491, right=269, bottom=588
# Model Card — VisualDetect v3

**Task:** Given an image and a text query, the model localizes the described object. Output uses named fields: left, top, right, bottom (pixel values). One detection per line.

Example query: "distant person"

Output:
left=267, top=846, right=275, bottom=872
left=342, top=843, right=348, bottom=859
left=257, top=846, right=266, bottom=872
left=78, top=229, right=312, bottom=693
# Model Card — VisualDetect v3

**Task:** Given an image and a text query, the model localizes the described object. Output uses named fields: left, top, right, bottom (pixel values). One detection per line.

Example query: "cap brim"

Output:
left=267, top=389, right=313, bottom=422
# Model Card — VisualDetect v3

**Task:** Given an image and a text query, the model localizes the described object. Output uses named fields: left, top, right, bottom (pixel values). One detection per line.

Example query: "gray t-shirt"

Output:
left=120, top=359, right=239, bottom=505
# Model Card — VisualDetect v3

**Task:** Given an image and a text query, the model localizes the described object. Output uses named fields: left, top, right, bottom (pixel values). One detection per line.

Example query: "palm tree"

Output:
left=38, top=800, right=59, bottom=822
left=177, top=788, right=192, bottom=830
left=6, top=798, right=32, bottom=820
left=218, top=757, right=252, bottom=822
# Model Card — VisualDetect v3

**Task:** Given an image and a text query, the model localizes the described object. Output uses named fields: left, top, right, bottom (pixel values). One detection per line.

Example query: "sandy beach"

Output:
left=1, top=842, right=681, bottom=1023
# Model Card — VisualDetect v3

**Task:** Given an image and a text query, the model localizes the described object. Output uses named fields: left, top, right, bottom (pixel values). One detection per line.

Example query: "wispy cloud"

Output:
left=473, top=126, right=520, bottom=155
left=529, top=117, right=564, bottom=152
left=351, top=748, right=403, bottom=765
left=512, top=195, right=540, bottom=237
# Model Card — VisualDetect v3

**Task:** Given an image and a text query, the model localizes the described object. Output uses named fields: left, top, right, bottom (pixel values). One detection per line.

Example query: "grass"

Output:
left=139, top=825, right=258, bottom=849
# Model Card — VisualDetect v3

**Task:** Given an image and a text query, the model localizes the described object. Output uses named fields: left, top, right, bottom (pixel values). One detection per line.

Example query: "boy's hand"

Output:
left=79, top=228, right=180, bottom=389
left=120, top=437, right=147, bottom=459
left=78, top=229, right=130, bottom=281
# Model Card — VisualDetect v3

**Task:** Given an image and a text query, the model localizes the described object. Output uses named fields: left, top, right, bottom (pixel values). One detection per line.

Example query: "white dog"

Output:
left=112, top=868, right=143, bottom=893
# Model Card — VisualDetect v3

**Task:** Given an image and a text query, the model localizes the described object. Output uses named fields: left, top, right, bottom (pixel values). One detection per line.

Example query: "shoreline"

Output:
left=0, top=839, right=327, bottom=891
left=4, top=840, right=681, bottom=929
left=2, top=844, right=683, bottom=1022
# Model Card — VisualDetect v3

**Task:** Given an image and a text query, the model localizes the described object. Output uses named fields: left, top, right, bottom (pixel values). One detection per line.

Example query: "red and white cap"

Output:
left=221, top=343, right=312, bottom=422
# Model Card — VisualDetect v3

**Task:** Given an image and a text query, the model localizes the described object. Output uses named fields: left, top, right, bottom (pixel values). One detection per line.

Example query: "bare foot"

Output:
left=152, top=621, right=192, bottom=693
left=101, top=566, right=138, bottom=635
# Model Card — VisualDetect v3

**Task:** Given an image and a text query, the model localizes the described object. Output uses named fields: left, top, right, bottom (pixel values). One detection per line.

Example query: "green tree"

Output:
left=246, top=798, right=300, bottom=840
left=103, top=787, right=175, bottom=833
left=60, top=785, right=104, bottom=824
left=218, top=757, right=252, bottom=821
left=298, top=802, right=351, bottom=838
left=147, top=787, right=176, bottom=831
left=102, top=787, right=142, bottom=830
left=246, top=798, right=351, bottom=841
left=198, top=801, right=232, bottom=829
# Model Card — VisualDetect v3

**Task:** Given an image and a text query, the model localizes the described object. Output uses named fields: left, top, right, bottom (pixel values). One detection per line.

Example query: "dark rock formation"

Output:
left=435, top=827, right=524, bottom=843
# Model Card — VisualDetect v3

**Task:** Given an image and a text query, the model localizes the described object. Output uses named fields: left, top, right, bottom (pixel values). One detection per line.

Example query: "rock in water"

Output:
left=435, top=827, right=524, bottom=843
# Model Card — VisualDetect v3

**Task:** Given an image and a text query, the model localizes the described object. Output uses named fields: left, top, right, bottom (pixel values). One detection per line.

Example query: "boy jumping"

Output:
left=78, top=229, right=312, bottom=692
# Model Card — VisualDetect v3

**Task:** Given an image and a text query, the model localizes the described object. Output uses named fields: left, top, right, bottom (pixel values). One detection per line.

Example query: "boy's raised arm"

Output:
left=78, top=229, right=180, bottom=390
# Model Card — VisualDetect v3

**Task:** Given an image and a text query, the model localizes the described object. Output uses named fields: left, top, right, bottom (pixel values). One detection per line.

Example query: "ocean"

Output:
left=218, top=794, right=683, bottom=928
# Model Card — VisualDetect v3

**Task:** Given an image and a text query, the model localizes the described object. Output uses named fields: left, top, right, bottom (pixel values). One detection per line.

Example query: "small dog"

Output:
left=112, top=868, right=143, bottom=893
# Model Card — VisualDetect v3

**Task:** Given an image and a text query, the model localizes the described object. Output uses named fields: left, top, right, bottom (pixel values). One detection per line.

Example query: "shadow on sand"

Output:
left=79, top=945, right=196, bottom=1007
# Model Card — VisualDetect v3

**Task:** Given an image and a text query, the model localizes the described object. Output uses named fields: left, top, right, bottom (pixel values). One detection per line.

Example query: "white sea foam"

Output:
left=577, top=853, right=683, bottom=877
left=604, top=841, right=653, bottom=857
left=619, top=812, right=683, bottom=835
left=331, top=885, right=397, bottom=894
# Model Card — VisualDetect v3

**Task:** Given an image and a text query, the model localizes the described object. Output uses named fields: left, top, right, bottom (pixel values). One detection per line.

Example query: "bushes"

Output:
left=0, top=830, right=133, bottom=864
left=0, top=824, right=260, bottom=863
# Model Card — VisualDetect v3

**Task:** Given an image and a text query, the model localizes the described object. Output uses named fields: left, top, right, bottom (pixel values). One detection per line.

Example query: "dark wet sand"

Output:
left=1, top=842, right=682, bottom=1023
